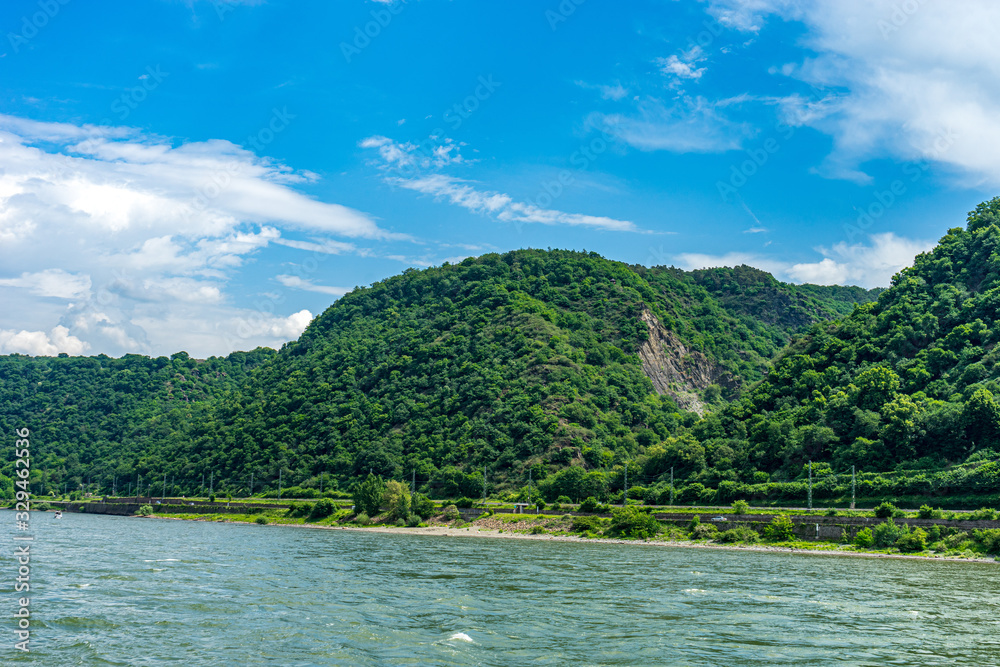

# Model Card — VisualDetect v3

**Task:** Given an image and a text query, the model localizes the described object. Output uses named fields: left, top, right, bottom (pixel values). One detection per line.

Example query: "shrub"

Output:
left=556, top=495, right=572, bottom=505
left=286, top=502, right=314, bottom=518
left=394, top=518, right=406, bottom=527
left=412, top=493, right=435, bottom=519
left=854, top=528, right=874, bottom=548
left=455, top=496, right=476, bottom=508
left=136, top=504, right=153, bottom=517
left=579, top=496, right=608, bottom=513
left=825, top=508, right=839, bottom=517
left=873, top=502, right=897, bottom=518
left=535, top=499, right=547, bottom=511
left=973, top=528, right=1000, bottom=554
left=731, top=499, right=750, bottom=515
left=763, top=515, right=796, bottom=542
left=571, top=515, right=603, bottom=533
left=716, top=526, right=759, bottom=543
left=383, top=480, right=411, bottom=521
left=309, top=498, right=335, bottom=521
left=918, top=504, right=935, bottom=519
left=872, top=519, right=909, bottom=548
left=968, top=507, right=998, bottom=521
left=209, top=494, right=216, bottom=503
left=529, top=525, right=546, bottom=535
left=254, top=516, right=268, bottom=525
left=354, top=512, right=370, bottom=526
left=353, top=474, right=385, bottom=517
left=406, top=514, right=421, bottom=527
left=688, top=515, right=701, bottom=531
left=895, top=528, right=927, bottom=552
left=927, top=524, right=942, bottom=543
left=691, top=524, right=719, bottom=540
left=608, top=505, right=661, bottom=539
left=442, top=504, right=461, bottom=521
left=944, top=531, right=971, bottom=550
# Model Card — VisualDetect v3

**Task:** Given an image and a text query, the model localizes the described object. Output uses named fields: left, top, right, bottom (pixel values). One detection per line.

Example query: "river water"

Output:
left=3, top=511, right=999, bottom=665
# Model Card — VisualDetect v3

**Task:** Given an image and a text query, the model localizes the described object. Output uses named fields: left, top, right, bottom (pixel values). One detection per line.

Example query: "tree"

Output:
left=964, top=387, right=1000, bottom=448
left=353, top=473, right=386, bottom=516
left=383, top=480, right=411, bottom=520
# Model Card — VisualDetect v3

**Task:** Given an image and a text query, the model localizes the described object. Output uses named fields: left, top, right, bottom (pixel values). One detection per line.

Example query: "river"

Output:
left=3, top=511, right=999, bottom=665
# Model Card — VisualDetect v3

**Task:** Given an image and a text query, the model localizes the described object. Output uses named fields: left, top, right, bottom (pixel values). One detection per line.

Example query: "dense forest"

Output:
left=8, top=200, right=1000, bottom=507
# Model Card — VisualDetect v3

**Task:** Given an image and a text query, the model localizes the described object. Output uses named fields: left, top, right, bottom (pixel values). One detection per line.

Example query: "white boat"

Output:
left=53, top=511, right=62, bottom=519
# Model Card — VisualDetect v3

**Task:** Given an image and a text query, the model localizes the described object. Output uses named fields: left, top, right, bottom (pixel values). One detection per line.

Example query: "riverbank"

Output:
left=148, top=512, right=1000, bottom=564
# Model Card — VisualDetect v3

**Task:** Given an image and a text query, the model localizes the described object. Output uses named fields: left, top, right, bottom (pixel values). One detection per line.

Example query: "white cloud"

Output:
left=656, top=46, right=707, bottom=82
left=275, top=275, right=350, bottom=297
left=575, top=80, right=629, bottom=101
left=0, top=115, right=391, bottom=357
left=786, top=232, right=934, bottom=288
left=0, top=269, right=91, bottom=299
left=363, top=137, right=639, bottom=232
left=708, top=0, right=1000, bottom=185
left=392, top=174, right=638, bottom=232
left=594, top=95, right=753, bottom=153
left=0, top=325, right=87, bottom=356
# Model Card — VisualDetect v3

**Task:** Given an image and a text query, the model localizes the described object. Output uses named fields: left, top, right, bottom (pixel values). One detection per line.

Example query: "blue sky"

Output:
left=1, top=0, right=997, bottom=357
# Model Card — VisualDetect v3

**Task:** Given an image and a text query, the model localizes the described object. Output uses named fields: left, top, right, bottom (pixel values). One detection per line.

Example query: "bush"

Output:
left=716, top=526, right=759, bottom=543
left=209, top=494, right=216, bottom=503
left=854, top=527, right=874, bottom=548
left=973, top=528, right=1000, bottom=554
left=136, top=504, right=153, bottom=517
left=763, top=515, right=796, bottom=542
left=731, top=499, right=750, bottom=515
left=455, top=496, right=477, bottom=508
left=406, top=514, right=421, bottom=527
left=968, top=507, right=998, bottom=521
left=254, top=516, right=268, bottom=525
left=918, top=504, right=935, bottom=519
left=394, top=518, right=406, bottom=527
left=691, top=524, right=719, bottom=540
left=873, top=502, right=897, bottom=518
left=353, top=474, right=385, bottom=517
left=872, top=519, right=909, bottom=548
left=354, top=512, right=370, bottom=526
left=556, top=495, right=572, bottom=505
left=529, top=525, right=546, bottom=535
left=896, top=528, right=927, bottom=552
left=535, top=499, right=547, bottom=511
left=825, top=508, right=839, bottom=517
left=608, top=505, right=661, bottom=539
left=571, top=515, right=603, bottom=533
left=944, top=531, right=971, bottom=550
left=579, top=496, right=609, bottom=513
left=688, top=515, right=701, bottom=531
left=442, top=504, right=461, bottom=521
left=309, top=498, right=335, bottom=520
left=412, top=493, right=435, bottom=519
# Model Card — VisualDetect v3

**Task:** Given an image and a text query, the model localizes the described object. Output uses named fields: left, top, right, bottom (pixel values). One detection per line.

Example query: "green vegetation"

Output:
left=136, top=504, right=153, bottom=517
left=9, top=202, right=1000, bottom=514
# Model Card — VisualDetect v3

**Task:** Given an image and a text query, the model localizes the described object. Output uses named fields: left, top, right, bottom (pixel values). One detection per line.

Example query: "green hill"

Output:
left=0, top=248, right=875, bottom=499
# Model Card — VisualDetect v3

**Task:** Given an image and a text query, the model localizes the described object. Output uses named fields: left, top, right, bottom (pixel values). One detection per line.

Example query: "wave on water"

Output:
left=449, top=632, right=474, bottom=643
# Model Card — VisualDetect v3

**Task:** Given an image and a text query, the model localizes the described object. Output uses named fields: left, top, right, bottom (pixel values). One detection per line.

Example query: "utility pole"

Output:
left=807, top=460, right=813, bottom=511
left=249, top=473, right=253, bottom=499
left=209, top=471, right=213, bottom=498
left=320, top=472, right=324, bottom=495
left=851, top=465, right=856, bottom=510
left=113, top=476, right=116, bottom=497
left=670, top=467, right=674, bottom=506
left=162, top=473, right=166, bottom=502
left=482, top=465, right=487, bottom=505
left=412, top=469, right=416, bottom=496
left=278, top=468, right=282, bottom=500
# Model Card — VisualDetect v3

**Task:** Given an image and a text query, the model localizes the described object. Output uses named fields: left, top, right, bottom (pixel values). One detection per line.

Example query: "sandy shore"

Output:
left=154, top=515, right=1000, bottom=564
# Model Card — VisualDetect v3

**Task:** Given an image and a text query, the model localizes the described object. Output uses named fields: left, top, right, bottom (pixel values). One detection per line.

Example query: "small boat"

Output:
left=53, top=511, right=63, bottom=519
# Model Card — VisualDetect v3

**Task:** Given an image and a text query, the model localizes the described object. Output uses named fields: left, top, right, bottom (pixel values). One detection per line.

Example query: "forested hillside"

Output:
left=0, top=248, right=876, bottom=499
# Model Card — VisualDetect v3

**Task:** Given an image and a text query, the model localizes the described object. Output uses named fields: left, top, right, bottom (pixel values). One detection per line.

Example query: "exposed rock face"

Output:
left=637, top=309, right=738, bottom=415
